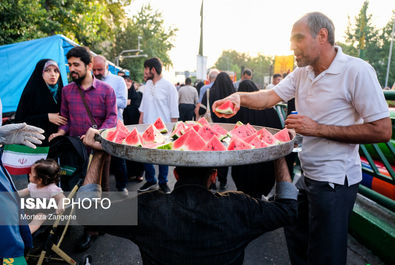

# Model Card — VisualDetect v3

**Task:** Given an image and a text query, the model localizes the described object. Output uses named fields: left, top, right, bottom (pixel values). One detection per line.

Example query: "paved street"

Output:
left=12, top=166, right=384, bottom=265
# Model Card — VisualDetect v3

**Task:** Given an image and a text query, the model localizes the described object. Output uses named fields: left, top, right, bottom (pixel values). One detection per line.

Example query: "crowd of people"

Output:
left=0, top=11, right=391, bottom=265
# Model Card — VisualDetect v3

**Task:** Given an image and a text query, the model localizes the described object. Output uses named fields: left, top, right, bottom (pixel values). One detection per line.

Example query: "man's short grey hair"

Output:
left=302, top=12, right=335, bottom=46
left=208, top=69, right=219, bottom=82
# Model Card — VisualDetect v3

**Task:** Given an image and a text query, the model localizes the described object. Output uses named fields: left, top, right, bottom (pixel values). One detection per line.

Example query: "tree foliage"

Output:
left=0, top=0, right=131, bottom=47
left=340, top=1, right=394, bottom=87
left=214, top=50, right=273, bottom=88
left=110, top=4, right=177, bottom=82
left=0, top=1, right=177, bottom=82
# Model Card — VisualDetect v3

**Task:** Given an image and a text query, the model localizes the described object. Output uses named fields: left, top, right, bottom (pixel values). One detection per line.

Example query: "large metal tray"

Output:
left=97, top=123, right=295, bottom=167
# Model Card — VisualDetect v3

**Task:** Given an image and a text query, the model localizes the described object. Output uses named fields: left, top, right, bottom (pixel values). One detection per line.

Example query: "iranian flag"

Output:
left=2, top=144, right=49, bottom=175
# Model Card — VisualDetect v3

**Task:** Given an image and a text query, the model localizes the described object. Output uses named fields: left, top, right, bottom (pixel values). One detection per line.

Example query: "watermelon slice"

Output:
left=203, top=136, right=226, bottom=151
left=243, top=133, right=258, bottom=143
left=211, top=124, right=230, bottom=141
left=197, top=126, right=218, bottom=142
left=245, top=123, right=257, bottom=134
left=230, top=125, right=256, bottom=140
left=257, top=128, right=278, bottom=145
left=171, top=121, right=187, bottom=140
left=191, top=123, right=202, bottom=132
left=124, top=128, right=142, bottom=147
left=105, top=128, right=117, bottom=142
left=197, top=117, right=210, bottom=127
left=227, top=136, right=253, bottom=151
left=181, top=129, right=206, bottom=151
left=249, top=136, right=268, bottom=148
left=274, top=128, right=291, bottom=142
left=142, top=125, right=165, bottom=144
left=233, top=121, right=244, bottom=130
left=173, top=129, right=192, bottom=150
left=215, top=100, right=235, bottom=114
left=153, top=117, right=168, bottom=134
left=113, top=120, right=130, bottom=143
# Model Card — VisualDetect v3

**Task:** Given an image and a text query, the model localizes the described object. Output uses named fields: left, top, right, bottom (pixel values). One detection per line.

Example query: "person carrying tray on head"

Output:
left=75, top=127, right=298, bottom=265
left=212, top=12, right=391, bottom=265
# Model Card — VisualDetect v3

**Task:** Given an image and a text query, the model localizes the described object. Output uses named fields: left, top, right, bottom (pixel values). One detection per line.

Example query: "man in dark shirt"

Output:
left=77, top=128, right=298, bottom=265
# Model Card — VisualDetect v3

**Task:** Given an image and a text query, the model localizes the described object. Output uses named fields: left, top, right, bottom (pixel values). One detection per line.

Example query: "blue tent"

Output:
left=0, top=34, right=128, bottom=113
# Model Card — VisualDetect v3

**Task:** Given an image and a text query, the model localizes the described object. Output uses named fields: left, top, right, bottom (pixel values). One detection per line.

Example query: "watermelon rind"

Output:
left=215, top=107, right=233, bottom=115
left=215, top=101, right=235, bottom=114
left=153, top=117, right=168, bottom=134
left=142, top=125, right=165, bottom=144
left=156, top=142, right=173, bottom=150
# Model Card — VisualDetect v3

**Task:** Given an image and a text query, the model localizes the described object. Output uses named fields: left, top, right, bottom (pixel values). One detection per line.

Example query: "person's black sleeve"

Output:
left=198, top=92, right=208, bottom=116
left=15, top=89, right=49, bottom=128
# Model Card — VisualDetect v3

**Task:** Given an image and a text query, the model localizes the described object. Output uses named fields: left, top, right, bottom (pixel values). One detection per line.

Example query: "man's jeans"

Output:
left=144, top=164, right=168, bottom=184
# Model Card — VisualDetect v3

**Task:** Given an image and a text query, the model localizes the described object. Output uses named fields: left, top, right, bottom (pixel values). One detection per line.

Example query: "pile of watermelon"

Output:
left=105, top=117, right=291, bottom=151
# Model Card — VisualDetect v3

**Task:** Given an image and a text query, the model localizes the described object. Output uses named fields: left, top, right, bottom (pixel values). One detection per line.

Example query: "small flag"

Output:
left=2, top=144, right=49, bottom=175
left=3, top=256, right=28, bottom=265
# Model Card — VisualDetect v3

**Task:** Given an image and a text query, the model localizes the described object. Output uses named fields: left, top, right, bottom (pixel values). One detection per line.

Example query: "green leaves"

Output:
left=214, top=50, right=273, bottom=88
left=0, top=1, right=177, bottom=83
left=112, top=4, right=177, bottom=82
left=341, top=1, right=394, bottom=87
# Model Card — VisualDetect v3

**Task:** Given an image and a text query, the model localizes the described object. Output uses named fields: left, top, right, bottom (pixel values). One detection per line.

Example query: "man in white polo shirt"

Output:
left=138, top=57, right=179, bottom=194
left=212, top=12, right=391, bottom=265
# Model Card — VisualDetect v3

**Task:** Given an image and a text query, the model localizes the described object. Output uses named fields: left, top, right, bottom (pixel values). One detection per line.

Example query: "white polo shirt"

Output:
left=274, top=46, right=389, bottom=185
left=139, top=78, right=179, bottom=124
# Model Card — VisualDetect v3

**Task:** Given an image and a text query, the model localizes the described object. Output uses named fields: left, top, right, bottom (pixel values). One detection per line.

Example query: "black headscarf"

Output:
left=231, top=79, right=283, bottom=198
left=200, top=72, right=237, bottom=123
left=236, top=80, right=282, bottom=129
left=15, top=59, right=64, bottom=146
left=209, top=72, right=236, bottom=103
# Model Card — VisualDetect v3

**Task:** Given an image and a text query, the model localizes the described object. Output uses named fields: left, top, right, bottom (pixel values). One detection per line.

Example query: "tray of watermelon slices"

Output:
left=96, top=116, right=295, bottom=167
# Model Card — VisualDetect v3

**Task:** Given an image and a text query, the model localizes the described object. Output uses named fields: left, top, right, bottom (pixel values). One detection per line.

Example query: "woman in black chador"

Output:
left=199, top=72, right=237, bottom=191
left=231, top=80, right=283, bottom=198
left=15, top=59, right=67, bottom=146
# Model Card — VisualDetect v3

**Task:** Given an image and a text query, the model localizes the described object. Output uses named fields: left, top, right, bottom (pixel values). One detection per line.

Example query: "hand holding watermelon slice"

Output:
left=212, top=94, right=240, bottom=118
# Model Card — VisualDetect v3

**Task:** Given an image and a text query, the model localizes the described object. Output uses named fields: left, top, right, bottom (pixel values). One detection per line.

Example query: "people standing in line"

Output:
left=231, top=80, right=283, bottom=198
left=123, top=75, right=144, bottom=182
left=233, top=68, right=253, bottom=91
left=15, top=59, right=67, bottom=146
left=213, top=12, right=391, bottom=265
left=92, top=55, right=129, bottom=197
left=199, top=72, right=237, bottom=191
left=195, top=69, right=220, bottom=119
left=178, top=77, right=199, bottom=121
left=48, top=46, right=117, bottom=252
left=138, top=57, right=179, bottom=194
left=265, top=73, right=282, bottom=90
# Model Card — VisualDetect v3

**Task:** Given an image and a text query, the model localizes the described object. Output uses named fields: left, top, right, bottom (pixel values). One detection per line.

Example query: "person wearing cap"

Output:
left=15, top=59, right=67, bottom=146
left=76, top=127, right=297, bottom=265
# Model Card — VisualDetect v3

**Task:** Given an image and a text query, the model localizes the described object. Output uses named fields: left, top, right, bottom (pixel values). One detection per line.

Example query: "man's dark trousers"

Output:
left=284, top=175, right=359, bottom=265
left=110, top=156, right=128, bottom=191
left=178, top=103, right=195, bottom=121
